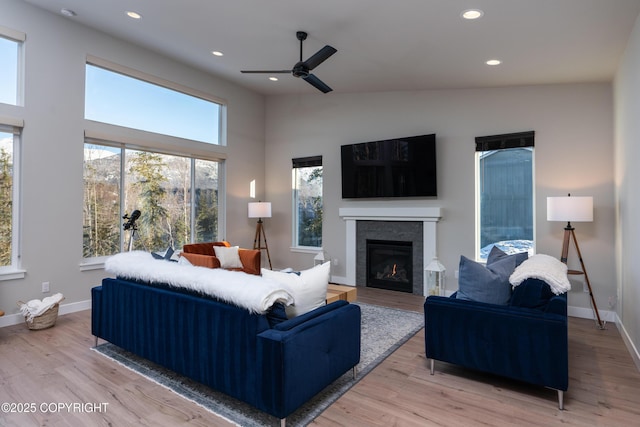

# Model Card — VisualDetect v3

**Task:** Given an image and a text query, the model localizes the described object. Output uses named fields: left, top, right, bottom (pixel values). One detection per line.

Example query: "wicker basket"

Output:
left=16, top=299, right=63, bottom=330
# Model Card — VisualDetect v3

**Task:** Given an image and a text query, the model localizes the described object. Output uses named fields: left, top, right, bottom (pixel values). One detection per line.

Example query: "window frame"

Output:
left=474, top=131, right=536, bottom=261
left=81, top=58, right=228, bottom=269
left=0, top=120, right=25, bottom=280
left=0, top=26, right=25, bottom=107
left=291, top=156, right=323, bottom=251
left=81, top=137, right=226, bottom=267
left=85, top=56, right=227, bottom=146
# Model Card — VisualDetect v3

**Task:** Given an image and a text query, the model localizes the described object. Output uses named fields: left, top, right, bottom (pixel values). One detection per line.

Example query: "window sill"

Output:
left=290, top=246, right=322, bottom=254
left=79, top=256, right=109, bottom=271
left=0, top=269, right=26, bottom=281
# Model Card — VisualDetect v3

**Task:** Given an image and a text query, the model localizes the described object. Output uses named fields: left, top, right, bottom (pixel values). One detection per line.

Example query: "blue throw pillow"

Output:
left=456, top=255, right=516, bottom=305
left=266, top=302, right=288, bottom=327
left=487, top=245, right=528, bottom=268
left=510, top=278, right=555, bottom=310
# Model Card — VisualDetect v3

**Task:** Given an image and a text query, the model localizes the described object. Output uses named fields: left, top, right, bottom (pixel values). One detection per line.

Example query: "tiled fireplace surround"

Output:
left=338, top=207, right=442, bottom=296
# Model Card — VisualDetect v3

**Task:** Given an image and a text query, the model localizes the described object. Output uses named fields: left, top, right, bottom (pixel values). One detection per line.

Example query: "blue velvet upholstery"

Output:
left=92, top=277, right=361, bottom=420
left=424, top=279, right=568, bottom=404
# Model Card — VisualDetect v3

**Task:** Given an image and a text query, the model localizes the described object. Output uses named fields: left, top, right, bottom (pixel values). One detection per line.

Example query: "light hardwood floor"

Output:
left=1, top=287, right=639, bottom=426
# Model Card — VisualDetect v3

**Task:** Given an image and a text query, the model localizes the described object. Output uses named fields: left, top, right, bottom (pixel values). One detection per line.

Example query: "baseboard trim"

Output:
left=615, top=313, right=640, bottom=372
left=567, top=305, right=616, bottom=323
left=0, top=299, right=91, bottom=328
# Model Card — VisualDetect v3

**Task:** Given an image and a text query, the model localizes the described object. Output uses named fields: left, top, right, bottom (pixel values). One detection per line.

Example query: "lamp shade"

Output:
left=547, top=196, right=593, bottom=222
left=248, top=202, right=272, bottom=219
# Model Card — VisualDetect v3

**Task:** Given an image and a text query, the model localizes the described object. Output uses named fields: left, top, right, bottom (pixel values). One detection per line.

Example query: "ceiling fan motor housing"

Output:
left=292, top=62, right=309, bottom=77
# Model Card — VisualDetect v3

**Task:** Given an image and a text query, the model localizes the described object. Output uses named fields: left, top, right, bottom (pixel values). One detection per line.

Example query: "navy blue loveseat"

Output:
left=92, top=277, right=361, bottom=424
left=424, top=278, right=568, bottom=409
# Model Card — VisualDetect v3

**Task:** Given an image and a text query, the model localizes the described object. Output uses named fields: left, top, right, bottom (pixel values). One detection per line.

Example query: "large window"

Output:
left=292, top=156, right=323, bottom=249
left=0, top=124, right=21, bottom=271
left=0, top=32, right=21, bottom=106
left=83, top=143, right=221, bottom=257
left=476, top=132, right=535, bottom=261
left=85, top=62, right=222, bottom=145
left=83, top=60, right=225, bottom=260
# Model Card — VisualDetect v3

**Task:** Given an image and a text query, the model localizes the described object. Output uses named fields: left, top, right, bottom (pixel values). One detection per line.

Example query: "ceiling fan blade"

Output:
left=303, top=74, right=333, bottom=93
left=303, top=45, right=337, bottom=71
left=241, top=70, right=291, bottom=74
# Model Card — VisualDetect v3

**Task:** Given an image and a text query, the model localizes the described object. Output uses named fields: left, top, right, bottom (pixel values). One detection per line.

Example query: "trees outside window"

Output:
left=0, top=132, right=14, bottom=266
left=83, top=144, right=220, bottom=257
left=292, top=156, right=323, bottom=248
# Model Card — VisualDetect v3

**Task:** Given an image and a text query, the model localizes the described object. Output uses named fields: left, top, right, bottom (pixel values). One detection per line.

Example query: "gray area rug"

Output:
left=92, top=302, right=423, bottom=426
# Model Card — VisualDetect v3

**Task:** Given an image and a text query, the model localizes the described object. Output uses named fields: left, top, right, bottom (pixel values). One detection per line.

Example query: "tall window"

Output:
left=0, top=32, right=21, bottom=106
left=83, top=143, right=221, bottom=257
left=83, top=60, right=225, bottom=259
left=475, top=131, right=535, bottom=261
left=0, top=124, right=21, bottom=270
left=85, top=62, right=222, bottom=145
left=292, top=156, right=323, bottom=249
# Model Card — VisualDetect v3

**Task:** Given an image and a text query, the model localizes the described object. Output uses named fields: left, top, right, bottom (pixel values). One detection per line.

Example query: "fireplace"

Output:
left=366, top=239, right=413, bottom=293
left=339, top=206, right=442, bottom=296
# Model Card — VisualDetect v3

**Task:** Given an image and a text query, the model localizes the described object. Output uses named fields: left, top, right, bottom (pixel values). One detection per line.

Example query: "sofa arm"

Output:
left=256, top=302, right=361, bottom=419
left=239, top=249, right=260, bottom=275
left=91, top=286, right=103, bottom=338
left=180, top=252, right=221, bottom=268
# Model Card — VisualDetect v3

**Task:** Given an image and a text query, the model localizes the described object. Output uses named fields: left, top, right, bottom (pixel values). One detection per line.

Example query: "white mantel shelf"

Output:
left=339, top=207, right=442, bottom=295
left=339, top=207, right=441, bottom=221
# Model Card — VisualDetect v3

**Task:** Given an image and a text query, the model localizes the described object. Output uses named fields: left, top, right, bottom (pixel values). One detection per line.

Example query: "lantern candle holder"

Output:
left=425, top=257, right=446, bottom=296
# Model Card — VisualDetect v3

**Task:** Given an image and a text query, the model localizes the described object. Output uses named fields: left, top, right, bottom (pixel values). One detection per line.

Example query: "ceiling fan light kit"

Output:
left=241, top=31, right=336, bottom=93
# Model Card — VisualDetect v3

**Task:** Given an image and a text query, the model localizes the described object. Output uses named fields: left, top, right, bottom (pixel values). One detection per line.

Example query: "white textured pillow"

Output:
left=262, top=261, right=330, bottom=317
left=213, top=245, right=243, bottom=269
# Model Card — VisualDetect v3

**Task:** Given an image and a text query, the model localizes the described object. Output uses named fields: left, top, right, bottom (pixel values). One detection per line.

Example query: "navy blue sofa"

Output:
left=424, top=279, right=568, bottom=409
left=92, top=277, right=361, bottom=424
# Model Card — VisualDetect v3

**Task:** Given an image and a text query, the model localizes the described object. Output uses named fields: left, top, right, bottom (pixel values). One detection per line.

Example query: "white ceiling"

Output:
left=21, top=0, right=640, bottom=96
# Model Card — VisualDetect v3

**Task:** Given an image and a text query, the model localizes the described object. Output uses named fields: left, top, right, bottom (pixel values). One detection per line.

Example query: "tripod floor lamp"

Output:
left=547, top=194, right=605, bottom=329
left=248, top=201, right=273, bottom=270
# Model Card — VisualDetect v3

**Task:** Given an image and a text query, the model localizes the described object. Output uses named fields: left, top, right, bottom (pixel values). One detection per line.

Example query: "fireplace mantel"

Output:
left=339, top=207, right=442, bottom=295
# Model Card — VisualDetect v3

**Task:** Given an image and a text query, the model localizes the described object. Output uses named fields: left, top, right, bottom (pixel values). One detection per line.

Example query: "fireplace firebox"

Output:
left=366, top=239, right=413, bottom=293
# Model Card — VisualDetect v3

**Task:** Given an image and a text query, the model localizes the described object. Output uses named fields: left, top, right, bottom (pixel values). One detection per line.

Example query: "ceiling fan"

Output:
left=241, top=31, right=337, bottom=93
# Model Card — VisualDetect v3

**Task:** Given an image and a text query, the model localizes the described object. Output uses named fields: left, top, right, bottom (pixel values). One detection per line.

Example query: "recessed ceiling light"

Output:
left=461, top=9, right=484, bottom=20
left=211, top=51, right=224, bottom=57
left=126, top=11, right=142, bottom=19
left=486, top=59, right=502, bottom=66
left=60, top=8, right=77, bottom=17
left=269, top=77, right=279, bottom=82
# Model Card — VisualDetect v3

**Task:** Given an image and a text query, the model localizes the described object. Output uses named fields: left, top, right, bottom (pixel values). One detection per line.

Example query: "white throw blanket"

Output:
left=105, top=251, right=294, bottom=314
left=19, top=293, right=64, bottom=322
left=509, top=254, right=571, bottom=295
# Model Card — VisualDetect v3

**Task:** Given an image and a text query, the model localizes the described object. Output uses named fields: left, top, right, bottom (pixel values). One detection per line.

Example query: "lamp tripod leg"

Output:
left=260, top=222, right=272, bottom=270
left=570, top=229, right=605, bottom=330
left=561, top=226, right=605, bottom=329
left=253, top=220, right=273, bottom=270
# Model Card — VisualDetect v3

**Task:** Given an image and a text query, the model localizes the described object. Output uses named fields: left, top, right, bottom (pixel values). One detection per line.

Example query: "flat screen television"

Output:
left=341, top=134, right=437, bottom=198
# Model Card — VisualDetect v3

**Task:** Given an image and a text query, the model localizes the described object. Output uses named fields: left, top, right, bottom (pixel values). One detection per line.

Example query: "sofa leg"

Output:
left=430, top=358, right=434, bottom=375
left=557, top=390, right=564, bottom=410
left=353, top=366, right=357, bottom=379
left=94, top=336, right=98, bottom=347
left=280, top=418, right=286, bottom=427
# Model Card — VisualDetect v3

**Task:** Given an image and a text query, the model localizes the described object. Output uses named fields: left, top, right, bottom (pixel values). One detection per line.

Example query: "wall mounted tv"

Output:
left=341, top=134, right=437, bottom=198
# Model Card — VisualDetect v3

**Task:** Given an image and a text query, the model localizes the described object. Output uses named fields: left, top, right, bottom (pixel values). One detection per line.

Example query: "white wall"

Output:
left=265, top=83, right=616, bottom=316
left=0, top=0, right=265, bottom=321
left=614, top=13, right=640, bottom=366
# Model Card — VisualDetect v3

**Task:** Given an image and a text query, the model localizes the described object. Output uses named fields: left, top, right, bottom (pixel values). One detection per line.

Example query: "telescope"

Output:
left=123, top=210, right=141, bottom=230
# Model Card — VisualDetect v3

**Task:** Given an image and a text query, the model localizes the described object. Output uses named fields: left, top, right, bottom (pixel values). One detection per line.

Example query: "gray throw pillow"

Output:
left=456, top=255, right=516, bottom=305
left=486, top=245, right=528, bottom=268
